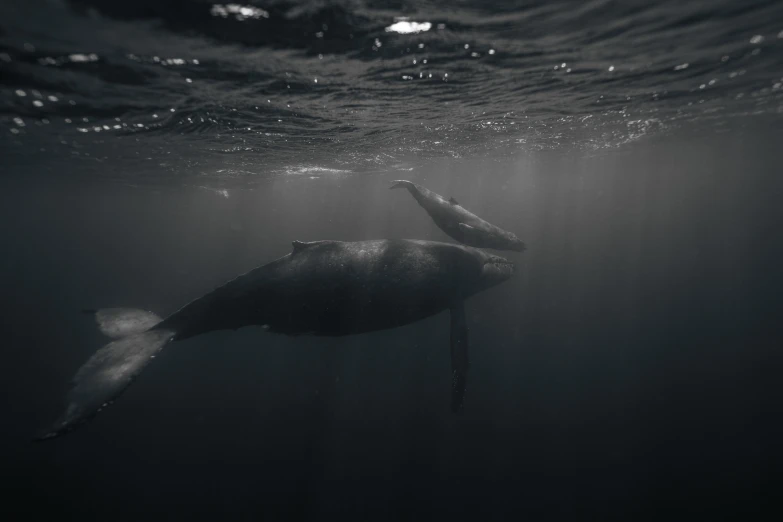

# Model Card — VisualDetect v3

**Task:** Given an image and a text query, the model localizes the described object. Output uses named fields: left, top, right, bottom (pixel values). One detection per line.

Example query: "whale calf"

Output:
left=390, top=180, right=525, bottom=252
left=37, top=239, right=515, bottom=440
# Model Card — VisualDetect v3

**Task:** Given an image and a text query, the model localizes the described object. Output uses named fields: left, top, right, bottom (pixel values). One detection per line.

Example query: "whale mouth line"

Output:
left=483, top=258, right=515, bottom=274
left=483, top=255, right=513, bottom=266
left=486, top=259, right=513, bottom=267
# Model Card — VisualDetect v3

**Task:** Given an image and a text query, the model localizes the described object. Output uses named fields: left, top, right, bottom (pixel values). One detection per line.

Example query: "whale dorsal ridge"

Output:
left=449, top=197, right=459, bottom=205
left=291, top=240, right=338, bottom=254
left=292, top=240, right=319, bottom=254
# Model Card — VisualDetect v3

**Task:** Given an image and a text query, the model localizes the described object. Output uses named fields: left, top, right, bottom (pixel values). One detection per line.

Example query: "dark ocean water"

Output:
left=1, top=1, right=783, bottom=520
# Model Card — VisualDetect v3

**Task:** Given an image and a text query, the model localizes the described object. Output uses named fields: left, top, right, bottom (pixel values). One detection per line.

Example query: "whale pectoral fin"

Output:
left=449, top=302, right=470, bottom=414
left=458, top=223, right=480, bottom=238
left=35, top=329, right=176, bottom=441
left=449, top=197, right=459, bottom=205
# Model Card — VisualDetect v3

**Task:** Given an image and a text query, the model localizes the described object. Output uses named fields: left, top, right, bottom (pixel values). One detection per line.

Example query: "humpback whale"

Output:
left=390, top=180, right=526, bottom=252
left=37, top=239, right=515, bottom=440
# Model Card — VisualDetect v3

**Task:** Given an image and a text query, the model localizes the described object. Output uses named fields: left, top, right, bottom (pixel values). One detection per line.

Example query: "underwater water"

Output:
left=2, top=0, right=783, bottom=520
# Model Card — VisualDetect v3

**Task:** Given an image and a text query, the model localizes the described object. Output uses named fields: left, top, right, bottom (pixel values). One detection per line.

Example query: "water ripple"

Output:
left=1, top=0, right=783, bottom=176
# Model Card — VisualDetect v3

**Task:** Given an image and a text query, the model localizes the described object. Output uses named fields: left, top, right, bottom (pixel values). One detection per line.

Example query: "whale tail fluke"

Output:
left=86, top=307, right=163, bottom=339
left=34, top=309, right=174, bottom=441
left=389, top=179, right=414, bottom=190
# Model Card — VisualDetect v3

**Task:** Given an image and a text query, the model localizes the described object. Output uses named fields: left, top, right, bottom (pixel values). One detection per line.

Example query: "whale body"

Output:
left=37, top=239, right=515, bottom=440
left=390, top=180, right=526, bottom=252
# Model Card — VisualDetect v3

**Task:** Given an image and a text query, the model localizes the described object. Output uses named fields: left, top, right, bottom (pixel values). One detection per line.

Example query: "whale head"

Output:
left=475, top=250, right=516, bottom=290
left=504, top=232, right=527, bottom=252
left=485, top=228, right=526, bottom=252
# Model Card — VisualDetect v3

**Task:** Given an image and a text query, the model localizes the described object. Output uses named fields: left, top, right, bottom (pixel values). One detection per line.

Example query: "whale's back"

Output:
left=257, top=239, right=481, bottom=335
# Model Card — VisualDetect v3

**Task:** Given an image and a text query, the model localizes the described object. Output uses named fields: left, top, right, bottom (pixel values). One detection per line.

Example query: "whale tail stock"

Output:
left=34, top=308, right=175, bottom=441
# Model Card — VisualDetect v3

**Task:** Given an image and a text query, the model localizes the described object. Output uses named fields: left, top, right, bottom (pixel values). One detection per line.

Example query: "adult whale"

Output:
left=36, top=239, right=515, bottom=440
left=390, top=180, right=526, bottom=252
